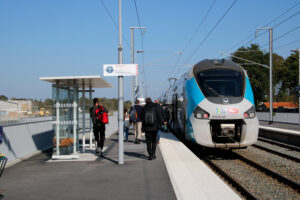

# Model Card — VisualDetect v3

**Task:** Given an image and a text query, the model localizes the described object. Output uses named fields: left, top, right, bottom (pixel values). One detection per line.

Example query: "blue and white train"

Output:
left=160, top=59, right=259, bottom=148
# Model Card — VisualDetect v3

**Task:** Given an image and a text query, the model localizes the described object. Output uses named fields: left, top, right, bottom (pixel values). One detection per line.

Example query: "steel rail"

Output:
left=232, top=151, right=300, bottom=193
left=203, top=156, right=258, bottom=200
left=258, top=137, right=300, bottom=152
left=252, top=144, right=300, bottom=163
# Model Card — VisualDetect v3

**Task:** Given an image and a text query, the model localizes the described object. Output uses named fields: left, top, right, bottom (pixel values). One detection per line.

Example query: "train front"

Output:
left=185, top=59, right=259, bottom=148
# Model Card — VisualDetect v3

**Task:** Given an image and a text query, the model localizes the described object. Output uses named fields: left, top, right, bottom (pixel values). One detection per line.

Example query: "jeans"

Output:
left=157, top=130, right=160, bottom=142
left=124, top=127, right=129, bottom=141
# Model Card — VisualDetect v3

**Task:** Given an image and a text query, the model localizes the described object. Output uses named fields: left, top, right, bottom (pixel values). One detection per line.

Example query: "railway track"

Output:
left=252, top=143, right=300, bottom=163
left=171, top=131, right=300, bottom=199
left=202, top=149, right=300, bottom=199
left=258, top=137, right=300, bottom=152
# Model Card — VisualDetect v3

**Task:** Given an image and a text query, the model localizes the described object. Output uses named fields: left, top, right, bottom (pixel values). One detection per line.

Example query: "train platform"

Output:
left=259, top=121, right=300, bottom=147
left=259, top=120, right=300, bottom=135
left=0, top=131, right=241, bottom=200
left=259, top=120, right=300, bottom=132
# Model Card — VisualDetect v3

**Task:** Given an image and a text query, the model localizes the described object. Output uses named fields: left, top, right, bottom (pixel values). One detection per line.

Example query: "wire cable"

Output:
left=99, top=0, right=131, bottom=47
left=133, top=0, right=147, bottom=97
left=183, top=0, right=237, bottom=69
left=242, top=10, right=300, bottom=48
left=274, top=38, right=300, bottom=50
left=224, top=1, right=300, bottom=52
left=169, top=0, right=216, bottom=85
left=260, top=25, right=300, bottom=49
left=158, top=0, right=217, bottom=96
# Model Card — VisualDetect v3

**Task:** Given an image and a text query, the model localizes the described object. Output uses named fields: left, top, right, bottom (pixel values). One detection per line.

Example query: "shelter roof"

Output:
left=39, top=75, right=112, bottom=88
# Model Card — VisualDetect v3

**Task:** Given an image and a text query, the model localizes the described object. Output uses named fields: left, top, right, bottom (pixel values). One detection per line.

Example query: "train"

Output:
left=159, top=59, right=259, bottom=148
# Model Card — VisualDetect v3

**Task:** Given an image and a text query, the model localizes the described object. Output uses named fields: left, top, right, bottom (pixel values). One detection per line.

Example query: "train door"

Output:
left=171, top=93, right=178, bottom=132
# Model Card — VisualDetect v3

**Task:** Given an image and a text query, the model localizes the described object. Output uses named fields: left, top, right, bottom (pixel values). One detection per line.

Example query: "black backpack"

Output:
left=144, top=107, right=157, bottom=131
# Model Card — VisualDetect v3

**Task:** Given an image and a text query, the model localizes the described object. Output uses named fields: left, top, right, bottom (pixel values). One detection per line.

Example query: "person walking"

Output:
left=90, top=98, right=109, bottom=157
left=129, top=99, right=143, bottom=144
left=154, top=99, right=164, bottom=144
left=124, top=108, right=130, bottom=142
left=142, top=98, right=164, bottom=160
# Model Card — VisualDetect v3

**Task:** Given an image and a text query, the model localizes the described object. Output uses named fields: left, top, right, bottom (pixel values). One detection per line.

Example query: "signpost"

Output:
left=103, top=64, right=138, bottom=77
left=103, top=63, right=138, bottom=164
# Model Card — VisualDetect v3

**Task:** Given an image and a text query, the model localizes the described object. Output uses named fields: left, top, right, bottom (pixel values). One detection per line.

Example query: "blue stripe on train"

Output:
left=185, top=77, right=205, bottom=117
left=244, top=77, right=255, bottom=106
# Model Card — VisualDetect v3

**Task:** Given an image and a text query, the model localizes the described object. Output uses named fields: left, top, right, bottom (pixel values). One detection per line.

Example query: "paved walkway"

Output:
left=259, top=120, right=300, bottom=131
left=0, top=133, right=176, bottom=200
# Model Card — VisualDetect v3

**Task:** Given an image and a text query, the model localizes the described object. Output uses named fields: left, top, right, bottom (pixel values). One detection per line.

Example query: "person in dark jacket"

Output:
left=142, top=97, right=164, bottom=160
left=90, top=98, right=108, bottom=156
left=129, top=99, right=143, bottom=144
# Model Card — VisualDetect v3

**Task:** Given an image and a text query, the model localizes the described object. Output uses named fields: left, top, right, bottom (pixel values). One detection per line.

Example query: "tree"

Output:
left=274, top=51, right=299, bottom=101
left=0, top=95, right=8, bottom=101
left=232, top=44, right=269, bottom=106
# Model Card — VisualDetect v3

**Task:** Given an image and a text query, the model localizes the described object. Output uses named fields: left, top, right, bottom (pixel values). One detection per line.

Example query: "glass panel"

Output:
left=196, top=69, right=244, bottom=97
left=52, top=86, right=78, bottom=156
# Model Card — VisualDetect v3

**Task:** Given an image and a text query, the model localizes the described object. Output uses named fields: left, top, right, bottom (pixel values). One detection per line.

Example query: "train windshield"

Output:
left=196, top=69, right=244, bottom=97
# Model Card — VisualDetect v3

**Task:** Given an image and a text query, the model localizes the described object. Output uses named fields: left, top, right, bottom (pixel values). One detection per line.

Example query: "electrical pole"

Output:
left=118, top=0, right=124, bottom=165
left=291, top=48, right=300, bottom=125
left=256, top=27, right=273, bottom=123
left=130, top=27, right=146, bottom=106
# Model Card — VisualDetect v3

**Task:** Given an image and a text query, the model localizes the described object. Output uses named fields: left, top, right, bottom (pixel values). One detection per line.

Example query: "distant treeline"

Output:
left=79, top=97, right=132, bottom=112
left=0, top=95, right=132, bottom=111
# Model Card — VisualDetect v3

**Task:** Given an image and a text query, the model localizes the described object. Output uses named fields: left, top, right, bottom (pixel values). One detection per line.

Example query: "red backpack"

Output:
left=95, top=106, right=109, bottom=124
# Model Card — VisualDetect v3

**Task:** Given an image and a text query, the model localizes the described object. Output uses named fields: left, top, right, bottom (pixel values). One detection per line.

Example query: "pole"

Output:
left=56, top=102, right=60, bottom=156
left=118, top=0, right=124, bottom=165
left=131, top=28, right=135, bottom=106
left=89, top=86, right=93, bottom=149
left=82, top=82, right=86, bottom=152
left=269, top=28, right=273, bottom=123
left=256, top=27, right=273, bottom=123
left=73, top=102, right=77, bottom=154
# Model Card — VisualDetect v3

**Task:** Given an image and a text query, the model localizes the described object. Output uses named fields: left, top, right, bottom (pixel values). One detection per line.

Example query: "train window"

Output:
left=196, top=69, right=243, bottom=97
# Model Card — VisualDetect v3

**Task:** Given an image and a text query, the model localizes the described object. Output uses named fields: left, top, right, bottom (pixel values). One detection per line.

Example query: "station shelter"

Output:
left=40, top=76, right=112, bottom=159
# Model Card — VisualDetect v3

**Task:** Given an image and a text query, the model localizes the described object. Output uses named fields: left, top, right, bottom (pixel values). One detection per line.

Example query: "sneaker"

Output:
left=148, top=156, right=153, bottom=160
left=153, top=155, right=156, bottom=159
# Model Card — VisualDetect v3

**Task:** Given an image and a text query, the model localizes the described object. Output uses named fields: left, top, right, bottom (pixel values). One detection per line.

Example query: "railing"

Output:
left=0, top=116, right=53, bottom=126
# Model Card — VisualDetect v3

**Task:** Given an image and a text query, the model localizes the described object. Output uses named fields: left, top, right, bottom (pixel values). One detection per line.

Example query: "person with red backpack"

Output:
left=90, top=98, right=109, bottom=156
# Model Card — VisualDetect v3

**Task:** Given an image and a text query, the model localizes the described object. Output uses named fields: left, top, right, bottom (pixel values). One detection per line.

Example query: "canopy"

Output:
left=40, top=75, right=112, bottom=88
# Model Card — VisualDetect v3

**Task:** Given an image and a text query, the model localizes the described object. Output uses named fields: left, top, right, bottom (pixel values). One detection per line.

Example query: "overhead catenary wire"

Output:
left=169, top=0, right=216, bottom=85
left=133, top=0, right=147, bottom=97
left=99, top=0, right=131, bottom=48
left=158, top=0, right=217, bottom=96
left=260, top=25, right=300, bottom=49
left=183, top=0, right=237, bottom=66
left=224, top=1, right=300, bottom=53
left=274, top=39, right=300, bottom=50
left=242, top=10, right=300, bottom=48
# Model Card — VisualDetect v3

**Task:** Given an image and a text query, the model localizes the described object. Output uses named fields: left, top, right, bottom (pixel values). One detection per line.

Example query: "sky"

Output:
left=0, top=0, right=300, bottom=101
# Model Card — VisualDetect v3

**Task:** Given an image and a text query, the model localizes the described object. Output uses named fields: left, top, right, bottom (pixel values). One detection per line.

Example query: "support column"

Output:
left=73, top=102, right=77, bottom=154
left=89, top=85, right=93, bottom=149
left=82, top=81, right=86, bottom=152
left=56, top=102, right=60, bottom=156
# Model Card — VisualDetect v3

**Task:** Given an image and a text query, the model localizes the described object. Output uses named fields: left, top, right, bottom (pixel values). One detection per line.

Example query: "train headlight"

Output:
left=244, top=106, right=256, bottom=119
left=193, top=107, right=210, bottom=119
